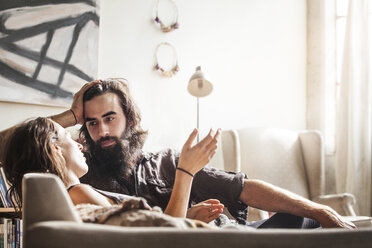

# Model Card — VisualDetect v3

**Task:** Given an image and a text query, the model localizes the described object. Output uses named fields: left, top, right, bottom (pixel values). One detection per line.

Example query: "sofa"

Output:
left=23, top=173, right=372, bottom=248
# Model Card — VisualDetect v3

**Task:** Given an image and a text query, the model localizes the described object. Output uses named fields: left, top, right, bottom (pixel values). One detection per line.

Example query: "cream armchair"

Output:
left=211, top=127, right=371, bottom=226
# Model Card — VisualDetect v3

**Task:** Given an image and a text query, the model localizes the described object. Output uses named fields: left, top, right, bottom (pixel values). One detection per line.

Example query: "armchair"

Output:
left=211, top=127, right=371, bottom=226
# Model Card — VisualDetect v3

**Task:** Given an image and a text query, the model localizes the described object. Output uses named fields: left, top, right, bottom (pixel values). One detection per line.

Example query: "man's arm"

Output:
left=0, top=80, right=102, bottom=164
left=50, top=110, right=79, bottom=128
left=0, top=108, right=75, bottom=164
left=239, top=179, right=356, bottom=228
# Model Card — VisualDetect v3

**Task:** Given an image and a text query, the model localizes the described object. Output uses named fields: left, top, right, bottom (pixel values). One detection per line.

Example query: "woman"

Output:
left=3, top=117, right=223, bottom=223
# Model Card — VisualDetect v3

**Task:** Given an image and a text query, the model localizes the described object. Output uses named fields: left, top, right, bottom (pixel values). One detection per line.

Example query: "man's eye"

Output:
left=88, top=121, right=97, bottom=126
left=107, top=117, right=114, bottom=121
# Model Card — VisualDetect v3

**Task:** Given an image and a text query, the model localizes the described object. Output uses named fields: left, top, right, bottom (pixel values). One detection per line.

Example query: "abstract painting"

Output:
left=0, top=0, right=99, bottom=106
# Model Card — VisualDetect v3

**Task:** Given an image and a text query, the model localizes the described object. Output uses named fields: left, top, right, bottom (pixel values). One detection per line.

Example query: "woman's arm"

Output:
left=68, top=184, right=114, bottom=206
left=164, top=128, right=221, bottom=218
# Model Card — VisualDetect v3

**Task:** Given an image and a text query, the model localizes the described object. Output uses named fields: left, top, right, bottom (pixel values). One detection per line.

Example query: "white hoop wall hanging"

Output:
left=153, top=42, right=179, bottom=77
left=154, top=0, right=179, bottom=33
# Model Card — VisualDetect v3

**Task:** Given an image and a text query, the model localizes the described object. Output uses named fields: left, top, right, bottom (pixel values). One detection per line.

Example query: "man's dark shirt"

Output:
left=81, top=148, right=249, bottom=224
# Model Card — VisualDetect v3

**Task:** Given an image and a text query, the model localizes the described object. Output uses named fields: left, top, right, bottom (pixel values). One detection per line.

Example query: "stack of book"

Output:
left=0, top=218, right=22, bottom=248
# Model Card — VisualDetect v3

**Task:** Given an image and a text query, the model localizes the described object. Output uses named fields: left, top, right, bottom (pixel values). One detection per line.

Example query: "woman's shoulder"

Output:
left=68, top=183, right=93, bottom=192
left=68, top=183, right=112, bottom=206
left=68, top=184, right=96, bottom=200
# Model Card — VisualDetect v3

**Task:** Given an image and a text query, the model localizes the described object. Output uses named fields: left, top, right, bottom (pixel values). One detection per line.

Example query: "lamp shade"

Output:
left=187, top=66, right=213, bottom=97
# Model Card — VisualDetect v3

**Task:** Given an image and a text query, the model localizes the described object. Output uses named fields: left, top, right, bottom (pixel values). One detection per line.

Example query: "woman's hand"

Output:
left=178, top=128, right=221, bottom=175
left=187, top=199, right=224, bottom=223
left=164, top=128, right=221, bottom=218
left=70, top=80, right=102, bottom=124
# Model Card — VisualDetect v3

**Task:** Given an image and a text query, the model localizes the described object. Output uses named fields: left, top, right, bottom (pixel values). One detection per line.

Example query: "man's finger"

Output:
left=82, top=80, right=102, bottom=91
left=78, top=80, right=101, bottom=93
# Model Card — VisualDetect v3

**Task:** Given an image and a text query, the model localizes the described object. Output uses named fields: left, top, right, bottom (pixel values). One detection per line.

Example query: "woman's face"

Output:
left=54, top=122, right=88, bottom=178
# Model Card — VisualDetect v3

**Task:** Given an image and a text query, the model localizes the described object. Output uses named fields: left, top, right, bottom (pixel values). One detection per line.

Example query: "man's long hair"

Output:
left=79, top=78, right=148, bottom=178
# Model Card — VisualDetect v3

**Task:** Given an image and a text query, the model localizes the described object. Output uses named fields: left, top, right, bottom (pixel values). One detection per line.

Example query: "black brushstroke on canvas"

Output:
left=0, top=0, right=97, bottom=11
left=0, top=2, right=99, bottom=99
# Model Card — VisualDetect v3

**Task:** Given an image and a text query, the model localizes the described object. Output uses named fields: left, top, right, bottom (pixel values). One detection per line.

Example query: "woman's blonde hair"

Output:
left=3, top=117, right=70, bottom=209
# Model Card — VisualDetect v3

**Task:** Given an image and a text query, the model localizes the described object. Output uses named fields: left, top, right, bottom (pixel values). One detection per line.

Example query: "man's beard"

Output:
left=89, top=135, right=140, bottom=179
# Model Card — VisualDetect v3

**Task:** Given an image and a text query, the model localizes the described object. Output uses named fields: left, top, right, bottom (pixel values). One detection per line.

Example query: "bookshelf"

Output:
left=0, top=208, right=15, bottom=213
left=0, top=208, right=19, bottom=219
left=0, top=167, right=22, bottom=247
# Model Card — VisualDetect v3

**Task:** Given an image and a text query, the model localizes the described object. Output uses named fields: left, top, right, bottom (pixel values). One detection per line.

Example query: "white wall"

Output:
left=0, top=0, right=307, bottom=152
left=98, top=0, right=307, bottom=151
left=0, top=101, right=67, bottom=130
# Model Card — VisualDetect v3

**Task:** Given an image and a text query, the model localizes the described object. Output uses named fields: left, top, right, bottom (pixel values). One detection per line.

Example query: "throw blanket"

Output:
left=76, top=197, right=210, bottom=229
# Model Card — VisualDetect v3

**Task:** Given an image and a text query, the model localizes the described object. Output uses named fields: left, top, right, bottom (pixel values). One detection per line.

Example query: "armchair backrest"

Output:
left=22, top=173, right=82, bottom=230
left=215, top=128, right=325, bottom=200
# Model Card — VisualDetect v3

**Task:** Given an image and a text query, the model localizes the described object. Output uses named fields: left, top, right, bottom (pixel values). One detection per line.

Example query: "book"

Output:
left=0, top=218, right=4, bottom=248
left=0, top=169, right=10, bottom=195
left=0, top=168, right=15, bottom=209
left=3, top=218, right=9, bottom=248
left=0, top=170, right=11, bottom=208
left=0, top=176, right=9, bottom=208
left=14, top=219, right=20, bottom=248
left=11, top=219, right=15, bottom=248
left=19, top=220, right=22, bottom=248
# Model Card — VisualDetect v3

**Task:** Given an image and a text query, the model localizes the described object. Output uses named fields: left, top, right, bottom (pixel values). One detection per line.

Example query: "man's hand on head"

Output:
left=71, top=80, right=102, bottom=124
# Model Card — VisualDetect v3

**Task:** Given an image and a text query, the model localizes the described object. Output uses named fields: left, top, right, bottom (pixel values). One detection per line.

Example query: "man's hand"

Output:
left=240, top=179, right=356, bottom=229
left=187, top=199, right=224, bottom=223
left=71, top=79, right=102, bottom=124
left=177, top=128, right=221, bottom=176
left=314, top=205, right=356, bottom=229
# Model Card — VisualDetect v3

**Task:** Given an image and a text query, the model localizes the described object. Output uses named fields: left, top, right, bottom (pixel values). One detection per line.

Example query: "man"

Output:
left=1, top=78, right=355, bottom=228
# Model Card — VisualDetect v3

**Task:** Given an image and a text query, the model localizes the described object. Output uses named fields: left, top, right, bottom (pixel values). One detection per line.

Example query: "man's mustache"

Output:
left=96, top=136, right=120, bottom=147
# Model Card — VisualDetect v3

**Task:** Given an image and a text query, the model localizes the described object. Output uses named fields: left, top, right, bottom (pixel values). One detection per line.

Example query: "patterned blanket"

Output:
left=75, top=197, right=211, bottom=229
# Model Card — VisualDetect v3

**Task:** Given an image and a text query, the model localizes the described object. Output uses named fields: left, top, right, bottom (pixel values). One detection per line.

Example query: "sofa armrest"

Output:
left=23, top=173, right=82, bottom=230
left=313, top=193, right=356, bottom=216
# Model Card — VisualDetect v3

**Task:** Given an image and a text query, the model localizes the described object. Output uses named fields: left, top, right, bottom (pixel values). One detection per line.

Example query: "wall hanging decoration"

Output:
left=154, top=0, right=179, bottom=33
left=0, top=0, right=100, bottom=107
left=153, top=42, right=179, bottom=77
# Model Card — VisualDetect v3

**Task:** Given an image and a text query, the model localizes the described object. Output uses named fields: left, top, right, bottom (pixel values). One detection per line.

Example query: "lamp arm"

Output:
left=197, top=97, right=199, bottom=143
